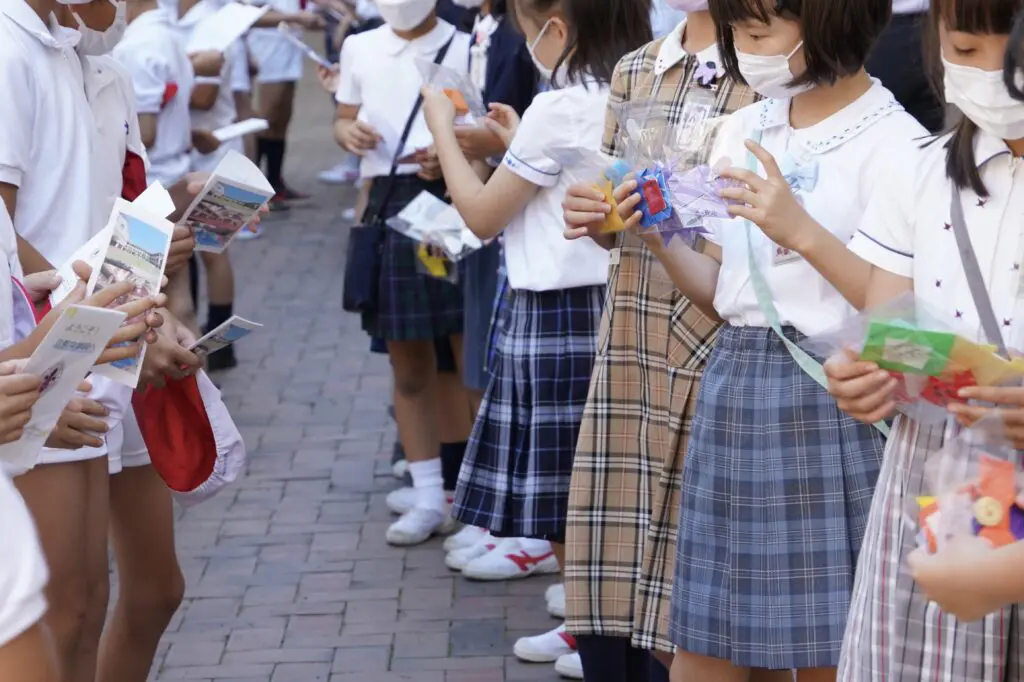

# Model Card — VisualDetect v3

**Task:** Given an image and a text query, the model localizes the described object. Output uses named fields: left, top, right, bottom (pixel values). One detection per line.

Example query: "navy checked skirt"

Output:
left=670, top=325, right=885, bottom=669
left=359, top=176, right=464, bottom=342
left=452, top=285, right=605, bottom=543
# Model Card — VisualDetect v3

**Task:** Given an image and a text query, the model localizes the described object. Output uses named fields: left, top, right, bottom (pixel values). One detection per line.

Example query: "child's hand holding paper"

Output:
left=481, top=103, right=520, bottom=148
left=0, top=361, right=42, bottom=445
left=181, top=151, right=274, bottom=254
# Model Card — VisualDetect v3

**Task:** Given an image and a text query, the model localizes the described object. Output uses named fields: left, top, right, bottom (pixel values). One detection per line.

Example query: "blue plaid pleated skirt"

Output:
left=670, top=324, right=885, bottom=669
left=452, top=284, right=605, bottom=543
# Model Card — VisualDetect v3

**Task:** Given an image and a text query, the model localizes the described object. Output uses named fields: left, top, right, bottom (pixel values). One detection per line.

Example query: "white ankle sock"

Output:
left=408, top=458, right=446, bottom=512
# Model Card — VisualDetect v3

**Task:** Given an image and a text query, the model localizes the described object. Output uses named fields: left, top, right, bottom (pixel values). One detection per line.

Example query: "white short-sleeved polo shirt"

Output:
left=336, top=20, right=471, bottom=179
left=0, top=3, right=95, bottom=268
left=113, top=8, right=195, bottom=187
left=704, top=80, right=928, bottom=337
left=500, top=80, right=611, bottom=292
left=0, top=471, right=48, bottom=647
left=850, top=130, right=1024, bottom=351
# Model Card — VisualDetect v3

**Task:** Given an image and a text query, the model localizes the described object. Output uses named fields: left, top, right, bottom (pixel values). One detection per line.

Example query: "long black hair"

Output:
left=1004, top=8, right=1024, bottom=100
left=510, top=0, right=652, bottom=87
left=926, top=0, right=1021, bottom=196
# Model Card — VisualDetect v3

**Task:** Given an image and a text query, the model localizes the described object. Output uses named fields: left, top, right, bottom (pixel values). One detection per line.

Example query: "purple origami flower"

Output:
left=695, top=60, right=719, bottom=87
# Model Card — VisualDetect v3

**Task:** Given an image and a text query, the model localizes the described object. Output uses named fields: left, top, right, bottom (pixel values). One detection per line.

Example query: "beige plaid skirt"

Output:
left=564, top=235, right=718, bottom=653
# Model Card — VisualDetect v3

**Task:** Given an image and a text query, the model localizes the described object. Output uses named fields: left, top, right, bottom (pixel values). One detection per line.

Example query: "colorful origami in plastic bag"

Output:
left=545, top=145, right=626, bottom=234
left=387, top=191, right=483, bottom=263
left=415, top=242, right=459, bottom=283
left=609, top=91, right=744, bottom=245
left=802, top=293, right=1024, bottom=424
left=416, top=58, right=487, bottom=126
left=910, top=416, right=1024, bottom=555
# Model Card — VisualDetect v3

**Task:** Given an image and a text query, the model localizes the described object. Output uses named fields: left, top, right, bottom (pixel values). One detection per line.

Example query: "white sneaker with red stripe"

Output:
left=461, top=538, right=559, bottom=581
left=445, top=532, right=496, bottom=571
left=546, top=583, right=566, bottom=619
left=554, top=652, right=584, bottom=679
left=443, top=525, right=488, bottom=553
left=513, top=624, right=577, bottom=663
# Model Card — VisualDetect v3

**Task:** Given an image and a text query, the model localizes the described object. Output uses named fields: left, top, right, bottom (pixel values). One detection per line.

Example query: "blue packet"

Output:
left=605, top=159, right=632, bottom=187
left=636, top=167, right=673, bottom=228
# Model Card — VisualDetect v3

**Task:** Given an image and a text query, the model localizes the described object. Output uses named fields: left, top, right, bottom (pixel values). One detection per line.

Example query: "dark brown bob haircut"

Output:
left=709, top=0, right=891, bottom=89
left=925, top=0, right=1021, bottom=196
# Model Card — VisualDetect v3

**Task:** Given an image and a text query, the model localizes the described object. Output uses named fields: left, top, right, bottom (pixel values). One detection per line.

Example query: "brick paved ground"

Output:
left=147, top=58, right=562, bottom=682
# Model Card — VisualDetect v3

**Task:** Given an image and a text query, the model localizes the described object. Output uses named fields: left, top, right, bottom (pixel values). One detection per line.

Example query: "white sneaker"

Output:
left=512, top=624, right=577, bottom=663
left=554, top=652, right=584, bottom=679
left=234, top=224, right=262, bottom=241
left=392, top=458, right=408, bottom=479
left=318, top=162, right=359, bottom=185
left=443, top=525, right=488, bottom=553
left=461, top=538, right=560, bottom=581
left=385, top=508, right=449, bottom=546
left=445, top=532, right=495, bottom=571
left=547, top=583, right=566, bottom=619
left=342, top=207, right=357, bottom=221
left=385, top=486, right=417, bottom=515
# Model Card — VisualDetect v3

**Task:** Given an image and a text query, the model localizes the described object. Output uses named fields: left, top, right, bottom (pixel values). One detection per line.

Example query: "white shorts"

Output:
left=247, top=28, right=303, bottom=84
left=106, top=408, right=150, bottom=476
left=37, top=375, right=132, bottom=466
left=229, top=39, right=252, bottom=94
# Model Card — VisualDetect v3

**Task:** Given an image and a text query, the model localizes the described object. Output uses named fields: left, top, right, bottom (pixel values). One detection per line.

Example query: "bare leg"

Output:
left=0, top=625, right=60, bottom=682
left=97, top=466, right=185, bottom=682
left=670, top=651, right=750, bottom=682
left=233, top=91, right=258, bottom=162
left=794, top=668, right=835, bottom=682
left=255, top=81, right=296, bottom=192
left=198, top=251, right=234, bottom=309
left=165, top=268, right=199, bottom=338
left=16, top=458, right=109, bottom=682
left=73, top=461, right=111, bottom=682
left=387, top=340, right=438, bottom=466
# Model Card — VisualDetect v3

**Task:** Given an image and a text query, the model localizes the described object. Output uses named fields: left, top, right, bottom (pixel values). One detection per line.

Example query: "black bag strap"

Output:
left=949, top=191, right=1010, bottom=359
left=369, top=33, right=455, bottom=225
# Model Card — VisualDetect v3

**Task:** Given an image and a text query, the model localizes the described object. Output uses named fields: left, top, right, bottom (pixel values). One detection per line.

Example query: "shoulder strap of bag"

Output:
left=369, top=33, right=456, bottom=224
left=741, top=130, right=889, bottom=437
left=948, top=191, right=1010, bottom=358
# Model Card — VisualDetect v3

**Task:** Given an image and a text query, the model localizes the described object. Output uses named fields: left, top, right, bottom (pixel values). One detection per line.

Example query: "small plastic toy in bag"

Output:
left=387, top=191, right=483, bottom=263
left=415, top=242, right=458, bottom=283
left=545, top=145, right=625, bottom=234
left=910, top=415, right=1024, bottom=554
left=417, top=58, right=487, bottom=126
left=802, top=293, right=1024, bottom=424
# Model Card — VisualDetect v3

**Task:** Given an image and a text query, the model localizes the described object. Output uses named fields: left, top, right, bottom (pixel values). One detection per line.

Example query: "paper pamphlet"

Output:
left=189, top=316, right=262, bottom=356
left=86, top=199, right=175, bottom=389
left=214, top=118, right=270, bottom=142
left=188, top=2, right=269, bottom=53
left=50, top=183, right=175, bottom=308
left=0, top=305, right=126, bottom=474
left=277, top=23, right=334, bottom=68
left=181, top=151, right=274, bottom=254
left=363, top=114, right=406, bottom=168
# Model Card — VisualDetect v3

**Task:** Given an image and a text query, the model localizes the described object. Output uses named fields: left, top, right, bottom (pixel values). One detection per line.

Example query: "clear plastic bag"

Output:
left=608, top=91, right=744, bottom=245
left=910, top=416, right=1024, bottom=555
left=386, top=191, right=482, bottom=263
left=416, top=58, right=487, bottom=126
left=802, top=293, right=1024, bottom=424
left=545, top=145, right=627, bottom=234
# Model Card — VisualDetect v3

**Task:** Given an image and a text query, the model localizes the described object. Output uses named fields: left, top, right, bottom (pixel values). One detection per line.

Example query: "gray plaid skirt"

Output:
left=359, top=176, right=463, bottom=342
left=670, top=324, right=885, bottom=669
left=451, top=285, right=605, bottom=543
left=839, top=416, right=1024, bottom=681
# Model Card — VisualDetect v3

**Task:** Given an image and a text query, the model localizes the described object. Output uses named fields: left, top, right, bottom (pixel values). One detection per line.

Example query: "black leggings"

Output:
left=575, top=635, right=668, bottom=682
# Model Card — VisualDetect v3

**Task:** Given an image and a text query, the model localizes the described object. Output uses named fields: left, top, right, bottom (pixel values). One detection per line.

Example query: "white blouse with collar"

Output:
left=851, top=130, right=1024, bottom=351
left=704, top=80, right=928, bottom=337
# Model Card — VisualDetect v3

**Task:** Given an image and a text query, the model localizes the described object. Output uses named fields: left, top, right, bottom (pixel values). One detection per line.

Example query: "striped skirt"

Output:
left=670, top=324, right=885, bottom=669
left=451, top=285, right=605, bottom=543
left=839, top=416, right=1024, bottom=681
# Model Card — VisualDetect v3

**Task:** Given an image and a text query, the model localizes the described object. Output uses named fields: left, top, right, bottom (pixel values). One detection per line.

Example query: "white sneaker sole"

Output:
left=547, top=600, right=565, bottom=619
left=554, top=657, right=584, bottom=679
left=512, top=641, right=573, bottom=663
left=462, top=559, right=559, bottom=581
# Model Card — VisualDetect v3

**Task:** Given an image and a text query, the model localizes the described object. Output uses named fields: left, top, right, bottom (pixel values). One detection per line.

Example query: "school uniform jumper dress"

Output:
left=563, top=30, right=756, bottom=654
left=669, top=87, right=922, bottom=669
left=839, top=130, right=1024, bottom=681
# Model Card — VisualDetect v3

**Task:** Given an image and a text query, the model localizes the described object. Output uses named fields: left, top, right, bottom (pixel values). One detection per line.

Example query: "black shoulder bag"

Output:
left=342, top=35, right=455, bottom=314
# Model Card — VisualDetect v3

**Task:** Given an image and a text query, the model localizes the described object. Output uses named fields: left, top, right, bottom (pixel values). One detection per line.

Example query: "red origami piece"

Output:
left=920, top=369, right=977, bottom=407
left=641, top=178, right=667, bottom=214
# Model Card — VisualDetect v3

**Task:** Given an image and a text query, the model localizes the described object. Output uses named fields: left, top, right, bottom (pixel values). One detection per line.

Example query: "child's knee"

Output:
left=121, top=571, right=186, bottom=630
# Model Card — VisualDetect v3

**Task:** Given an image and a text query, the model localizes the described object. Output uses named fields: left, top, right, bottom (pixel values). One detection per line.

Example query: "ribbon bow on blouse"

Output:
left=779, top=154, right=819, bottom=194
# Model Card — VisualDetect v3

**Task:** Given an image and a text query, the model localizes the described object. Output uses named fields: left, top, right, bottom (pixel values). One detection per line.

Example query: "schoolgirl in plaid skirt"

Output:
left=625, top=0, right=927, bottom=675
left=829, top=1, right=1024, bottom=678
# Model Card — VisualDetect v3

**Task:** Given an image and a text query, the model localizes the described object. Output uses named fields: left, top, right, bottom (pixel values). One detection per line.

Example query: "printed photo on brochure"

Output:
left=189, top=316, right=262, bottom=356
left=183, top=151, right=274, bottom=253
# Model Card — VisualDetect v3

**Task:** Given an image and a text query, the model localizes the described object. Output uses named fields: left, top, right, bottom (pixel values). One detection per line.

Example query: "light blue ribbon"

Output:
left=780, top=154, right=819, bottom=194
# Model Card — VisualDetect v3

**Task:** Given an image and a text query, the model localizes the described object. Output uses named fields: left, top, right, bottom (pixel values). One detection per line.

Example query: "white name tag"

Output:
left=773, top=245, right=801, bottom=266
left=609, top=248, right=621, bottom=266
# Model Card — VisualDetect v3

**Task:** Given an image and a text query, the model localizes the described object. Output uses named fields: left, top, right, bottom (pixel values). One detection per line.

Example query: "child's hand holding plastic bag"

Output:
left=906, top=415, right=1024, bottom=621
left=808, top=292, right=1024, bottom=425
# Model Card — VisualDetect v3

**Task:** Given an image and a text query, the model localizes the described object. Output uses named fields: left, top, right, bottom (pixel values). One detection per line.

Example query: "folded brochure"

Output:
left=189, top=315, right=262, bottom=356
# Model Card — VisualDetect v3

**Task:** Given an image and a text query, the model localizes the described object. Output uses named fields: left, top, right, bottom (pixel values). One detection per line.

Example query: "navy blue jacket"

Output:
left=479, top=14, right=537, bottom=116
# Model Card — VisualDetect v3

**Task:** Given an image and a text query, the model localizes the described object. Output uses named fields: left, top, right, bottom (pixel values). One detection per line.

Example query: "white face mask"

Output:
left=735, top=41, right=813, bottom=99
left=61, top=0, right=126, bottom=55
left=664, top=0, right=708, bottom=10
left=377, top=0, right=435, bottom=32
left=943, top=57, right=1024, bottom=141
left=527, top=18, right=568, bottom=85
left=452, top=0, right=484, bottom=7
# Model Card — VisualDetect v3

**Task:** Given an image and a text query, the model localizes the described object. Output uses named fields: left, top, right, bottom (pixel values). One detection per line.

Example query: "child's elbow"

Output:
left=190, top=88, right=219, bottom=111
